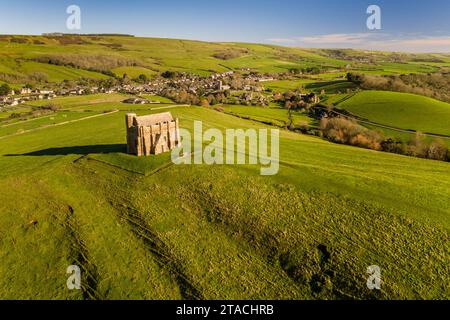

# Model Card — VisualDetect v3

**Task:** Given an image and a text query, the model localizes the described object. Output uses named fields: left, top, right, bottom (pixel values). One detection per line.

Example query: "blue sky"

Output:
left=0, top=0, right=449, bottom=52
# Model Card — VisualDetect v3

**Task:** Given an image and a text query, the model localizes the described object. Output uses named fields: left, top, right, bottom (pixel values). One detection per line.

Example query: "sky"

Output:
left=0, top=0, right=449, bottom=52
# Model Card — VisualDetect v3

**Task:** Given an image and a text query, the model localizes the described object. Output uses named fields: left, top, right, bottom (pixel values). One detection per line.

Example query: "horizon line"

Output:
left=1, top=33, right=449, bottom=55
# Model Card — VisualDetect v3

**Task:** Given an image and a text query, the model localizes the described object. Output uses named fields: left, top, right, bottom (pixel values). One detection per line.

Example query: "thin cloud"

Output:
left=266, top=33, right=450, bottom=53
left=394, top=37, right=450, bottom=47
left=300, top=33, right=374, bottom=44
left=268, top=38, right=299, bottom=44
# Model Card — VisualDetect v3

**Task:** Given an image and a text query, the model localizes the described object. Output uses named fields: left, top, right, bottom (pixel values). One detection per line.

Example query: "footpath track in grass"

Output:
left=0, top=110, right=119, bottom=140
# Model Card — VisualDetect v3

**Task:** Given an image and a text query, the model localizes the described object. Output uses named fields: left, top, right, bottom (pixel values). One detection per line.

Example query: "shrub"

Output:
left=29, top=72, right=49, bottom=83
left=200, top=99, right=210, bottom=108
left=406, top=133, right=429, bottom=158
left=161, top=71, right=178, bottom=79
left=135, top=74, right=148, bottom=83
left=10, top=37, right=28, bottom=44
left=427, top=139, right=448, bottom=161
left=381, top=138, right=406, bottom=154
left=298, top=121, right=309, bottom=133
left=33, top=54, right=139, bottom=73
left=320, top=117, right=382, bottom=150
left=35, top=104, right=59, bottom=112
left=212, top=49, right=248, bottom=60
left=0, top=83, right=11, bottom=96
left=8, top=113, right=21, bottom=119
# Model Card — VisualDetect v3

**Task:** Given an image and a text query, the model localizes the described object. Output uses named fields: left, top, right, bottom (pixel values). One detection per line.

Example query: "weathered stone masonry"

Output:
left=126, top=112, right=181, bottom=156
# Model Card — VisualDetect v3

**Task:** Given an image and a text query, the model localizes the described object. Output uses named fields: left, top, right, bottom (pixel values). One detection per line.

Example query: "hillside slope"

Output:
left=0, top=101, right=448, bottom=299
left=333, top=91, right=450, bottom=136
left=0, top=35, right=445, bottom=85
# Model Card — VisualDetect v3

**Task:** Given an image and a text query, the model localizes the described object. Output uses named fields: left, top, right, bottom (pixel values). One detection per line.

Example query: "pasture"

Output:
left=335, top=91, right=450, bottom=136
left=0, top=94, right=448, bottom=299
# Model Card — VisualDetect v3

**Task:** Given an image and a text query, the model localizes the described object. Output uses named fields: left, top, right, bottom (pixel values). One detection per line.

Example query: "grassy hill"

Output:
left=0, top=35, right=449, bottom=300
left=221, top=105, right=312, bottom=129
left=331, top=91, right=450, bottom=136
left=0, top=95, right=449, bottom=299
left=0, top=35, right=446, bottom=85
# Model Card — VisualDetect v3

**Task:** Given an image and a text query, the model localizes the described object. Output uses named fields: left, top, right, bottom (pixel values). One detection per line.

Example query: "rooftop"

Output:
left=133, top=112, right=174, bottom=127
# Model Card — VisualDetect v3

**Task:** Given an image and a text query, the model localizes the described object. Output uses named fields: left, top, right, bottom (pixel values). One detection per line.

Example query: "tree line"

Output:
left=347, top=72, right=450, bottom=103
left=320, top=117, right=448, bottom=162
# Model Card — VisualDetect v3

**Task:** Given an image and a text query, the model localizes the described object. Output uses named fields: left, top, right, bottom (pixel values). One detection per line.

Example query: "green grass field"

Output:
left=0, top=35, right=449, bottom=300
left=222, top=105, right=313, bottom=129
left=0, top=94, right=448, bottom=300
left=0, top=111, right=101, bottom=137
left=263, top=79, right=316, bottom=92
left=334, top=91, right=450, bottom=136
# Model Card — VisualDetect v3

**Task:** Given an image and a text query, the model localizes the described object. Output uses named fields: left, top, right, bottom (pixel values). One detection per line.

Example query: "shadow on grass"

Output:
left=4, top=144, right=126, bottom=156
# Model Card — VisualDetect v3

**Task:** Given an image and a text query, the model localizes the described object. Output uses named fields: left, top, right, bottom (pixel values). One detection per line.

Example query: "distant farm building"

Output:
left=125, top=112, right=181, bottom=156
left=123, top=97, right=149, bottom=104
left=122, top=97, right=160, bottom=104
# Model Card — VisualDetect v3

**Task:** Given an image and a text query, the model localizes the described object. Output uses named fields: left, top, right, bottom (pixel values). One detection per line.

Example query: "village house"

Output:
left=67, top=88, right=84, bottom=95
left=216, top=80, right=231, bottom=91
left=39, top=89, right=54, bottom=95
left=123, top=97, right=150, bottom=105
left=125, top=112, right=181, bottom=156
left=257, top=77, right=274, bottom=82
left=300, top=93, right=320, bottom=104
left=102, top=87, right=117, bottom=94
left=20, top=87, right=32, bottom=95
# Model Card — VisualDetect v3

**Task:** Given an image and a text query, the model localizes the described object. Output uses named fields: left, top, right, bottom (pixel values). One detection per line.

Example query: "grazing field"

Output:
left=305, top=80, right=357, bottom=94
left=0, top=111, right=102, bottom=137
left=334, top=91, right=450, bottom=136
left=25, top=93, right=128, bottom=109
left=111, top=66, right=158, bottom=78
left=1, top=35, right=449, bottom=301
left=222, top=105, right=312, bottom=129
left=264, top=79, right=316, bottom=92
left=0, top=94, right=449, bottom=299
left=0, top=106, right=34, bottom=120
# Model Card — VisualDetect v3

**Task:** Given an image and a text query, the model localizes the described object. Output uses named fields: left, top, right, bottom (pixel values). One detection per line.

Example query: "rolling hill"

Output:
left=331, top=91, right=450, bottom=137
left=0, top=35, right=446, bottom=86
left=0, top=35, right=449, bottom=300
left=0, top=95, right=449, bottom=299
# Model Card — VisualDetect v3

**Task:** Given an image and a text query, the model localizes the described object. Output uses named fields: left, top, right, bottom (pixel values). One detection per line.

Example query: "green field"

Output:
left=263, top=79, right=316, bottom=92
left=0, top=94, right=449, bottom=299
left=0, top=111, right=102, bottom=137
left=24, top=93, right=128, bottom=109
left=0, top=35, right=446, bottom=85
left=222, top=105, right=313, bottom=129
left=334, top=91, right=450, bottom=136
left=305, top=80, right=356, bottom=94
left=1, top=35, right=449, bottom=301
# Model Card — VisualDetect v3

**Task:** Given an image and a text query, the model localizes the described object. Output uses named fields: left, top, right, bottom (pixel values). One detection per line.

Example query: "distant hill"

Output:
left=0, top=34, right=448, bottom=86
